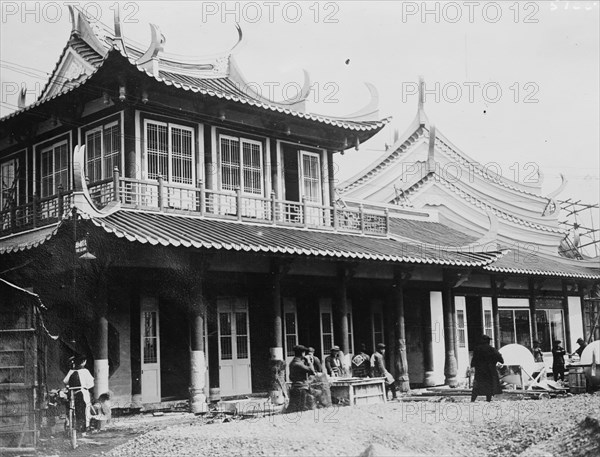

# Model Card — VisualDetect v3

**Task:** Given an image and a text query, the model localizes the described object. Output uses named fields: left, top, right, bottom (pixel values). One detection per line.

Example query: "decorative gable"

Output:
left=41, top=47, right=96, bottom=100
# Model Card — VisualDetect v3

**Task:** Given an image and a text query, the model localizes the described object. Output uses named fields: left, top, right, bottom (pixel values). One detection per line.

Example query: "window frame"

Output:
left=84, top=120, right=122, bottom=183
left=40, top=140, right=69, bottom=198
left=299, top=150, right=322, bottom=204
left=218, top=134, right=264, bottom=196
left=1, top=158, right=19, bottom=210
left=144, top=119, right=196, bottom=186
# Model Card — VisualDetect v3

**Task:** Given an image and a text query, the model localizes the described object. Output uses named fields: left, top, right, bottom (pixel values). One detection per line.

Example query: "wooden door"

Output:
left=217, top=298, right=252, bottom=396
left=141, top=296, right=161, bottom=403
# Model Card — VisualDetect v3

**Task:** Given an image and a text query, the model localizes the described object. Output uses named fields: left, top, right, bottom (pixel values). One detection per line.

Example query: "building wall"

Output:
left=107, top=309, right=132, bottom=407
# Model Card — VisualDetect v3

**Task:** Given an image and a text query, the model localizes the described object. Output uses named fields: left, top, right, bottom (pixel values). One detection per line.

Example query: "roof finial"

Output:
left=418, top=76, right=428, bottom=124
left=112, top=3, right=127, bottom=55
left=17, top=85, right=27, bottom=109
left=427, top=124, right=436, bottom=173
left=136, top=24, right=166, bottom=77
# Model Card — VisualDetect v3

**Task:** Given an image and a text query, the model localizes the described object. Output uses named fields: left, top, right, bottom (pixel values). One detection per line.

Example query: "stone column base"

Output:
left=423, top=371, right=436, bottom=387
left=190, top=350, right=207, bottom=413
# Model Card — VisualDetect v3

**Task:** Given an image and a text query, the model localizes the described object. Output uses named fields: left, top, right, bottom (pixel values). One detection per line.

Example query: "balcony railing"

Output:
left=0, top=171, right=391, bottom=237
left=0, top=188, right=73, bottom=235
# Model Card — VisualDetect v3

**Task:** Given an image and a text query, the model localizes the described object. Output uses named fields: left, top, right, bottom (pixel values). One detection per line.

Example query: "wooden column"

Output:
left=269, top=260, right=286, bottom=405
left=491, top=276, right=501, bottom=350
left=393, top=268, right=410, bottom=392
left=190, top=276, right=207, bottom=413
left=327, top=150, right=336, bottom=206
left=442, top=282, right=458, bottom=387
left=94, top=278, right=109, bottom=398
left=336, top=264, right=350, bottom=355
left=529, top=278, right=538, bottom=342
left=562, top=281, right=572, bottom=353
left=422, top=293, right=435, bottom=386
left=130, top=286, right=142, bottom=407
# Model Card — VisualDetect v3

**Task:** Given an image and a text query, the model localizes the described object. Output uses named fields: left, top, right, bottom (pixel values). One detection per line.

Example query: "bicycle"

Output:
left=66, top=386, right=79, bottom=449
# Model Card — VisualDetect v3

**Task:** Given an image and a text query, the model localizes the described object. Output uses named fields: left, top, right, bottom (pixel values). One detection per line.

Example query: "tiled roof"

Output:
left=87, top=210, right=502, bottom=266
left=399, top=174, right=564, bottom=234
left=388, top=218, right=477, bottom=247
left=2, top=45, right=389, bottom=133
left=483, top=251, right=600, bottom=280
left=0, top=224, right=60, bottom=254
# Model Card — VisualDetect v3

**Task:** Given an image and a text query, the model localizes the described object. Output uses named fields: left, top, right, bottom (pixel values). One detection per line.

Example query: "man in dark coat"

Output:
left=286, top=345, right=315, bottom=413
left=552, top=340, right=566, bottom=382
left=470, top=335, right=504, bottom=402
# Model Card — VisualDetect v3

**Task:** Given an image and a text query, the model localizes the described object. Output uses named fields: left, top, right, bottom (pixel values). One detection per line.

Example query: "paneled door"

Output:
left=141, top=296, right=161, bottom=403
left=217, top=298, right=252, bottom=396
left=283, top=298, right=299, bottom=371
left=455, top=296, right=470, bottom=377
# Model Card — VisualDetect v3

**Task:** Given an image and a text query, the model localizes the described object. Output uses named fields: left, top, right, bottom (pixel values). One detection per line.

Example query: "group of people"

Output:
left=548, top=337, right=587, bottom=382
left=470, top=334, right=590, bottom=403
left=287, top=342, right=397, bottom=412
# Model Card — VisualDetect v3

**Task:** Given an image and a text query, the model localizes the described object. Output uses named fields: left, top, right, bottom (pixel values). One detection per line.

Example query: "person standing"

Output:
left=532, top=340, right=544, bottom=363
left=351, top=344, right=371, bottom=378
left=324, top=346, right=343, bottom=377
left=552, top=340, right=566, bottom=382
left=286, top=345, right=315, bottom=413
left=306, top=347, right=323, bottom=373
left=470, top=335, right=504, bottom=402
left=371, top=343, right=396, bottom=400
left=63, top=355, right=94, bottom=434
left=572, top=338, right=588, bottom=359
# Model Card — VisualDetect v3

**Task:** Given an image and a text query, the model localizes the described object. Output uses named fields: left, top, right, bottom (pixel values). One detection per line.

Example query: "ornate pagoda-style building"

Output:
left=0, top=7, right=598, bottom=434
left=339, top=79, right=600, bottom=379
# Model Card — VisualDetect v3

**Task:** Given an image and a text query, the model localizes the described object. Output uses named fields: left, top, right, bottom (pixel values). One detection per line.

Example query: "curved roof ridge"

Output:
left=432, top=129, right=546, bottom=199
left=338, top=115, right=425, bottom=192
left=401, top=174, right=565, bottom=234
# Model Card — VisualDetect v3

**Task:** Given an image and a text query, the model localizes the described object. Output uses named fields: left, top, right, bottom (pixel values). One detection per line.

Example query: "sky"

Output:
left=1, top=1, right=598, bottom=241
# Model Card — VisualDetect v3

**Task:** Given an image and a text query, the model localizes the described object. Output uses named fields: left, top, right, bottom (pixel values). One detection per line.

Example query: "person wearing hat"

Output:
left=552, top=340, right=566, bottom=382
left=470, top=334, right=504, bottom=402
left=571, top=338, right=587, bottom=359
left=371, top=343, right=396, bottom=399
left=286, top=345, right=315, bottom=413
left=324, top=346, right=344, bottom=378
left=63, top=355, right=95, bottom=434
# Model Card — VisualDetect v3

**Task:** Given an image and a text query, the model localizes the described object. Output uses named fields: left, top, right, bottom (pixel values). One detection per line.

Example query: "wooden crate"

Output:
left=330, top=378, right=387, bottom=406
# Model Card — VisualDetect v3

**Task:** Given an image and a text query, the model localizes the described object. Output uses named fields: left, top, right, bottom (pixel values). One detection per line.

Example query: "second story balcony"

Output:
left=1, top=168, right=408, bottom=238
left=88, top=170, right=391, bottom=236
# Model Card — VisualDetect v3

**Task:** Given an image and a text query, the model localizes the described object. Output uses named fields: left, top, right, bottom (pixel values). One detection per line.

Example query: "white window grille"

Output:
left=219, top=135, right=263, bottom=195
left=85, top=121, right=122, bottom=182
left=40, top=141, right=69, bottom=197
left=300, top=151, right=321, bottom=203
left=145, top=121, right=194, bottom=185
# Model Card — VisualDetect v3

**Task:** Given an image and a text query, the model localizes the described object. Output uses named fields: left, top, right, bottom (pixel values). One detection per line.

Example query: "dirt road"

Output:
left=39, top=393, right=600, bottom=456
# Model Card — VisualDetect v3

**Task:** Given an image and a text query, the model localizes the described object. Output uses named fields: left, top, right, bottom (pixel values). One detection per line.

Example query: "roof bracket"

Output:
left=136, top=24, right=166, bottom=77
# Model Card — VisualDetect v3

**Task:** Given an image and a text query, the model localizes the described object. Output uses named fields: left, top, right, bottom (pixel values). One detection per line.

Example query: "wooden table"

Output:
left=329, top=377, right=387, bottom=406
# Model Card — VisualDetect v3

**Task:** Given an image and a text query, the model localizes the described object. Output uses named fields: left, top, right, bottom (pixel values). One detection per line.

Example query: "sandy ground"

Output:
left=37, top=393, right=600, bottom=457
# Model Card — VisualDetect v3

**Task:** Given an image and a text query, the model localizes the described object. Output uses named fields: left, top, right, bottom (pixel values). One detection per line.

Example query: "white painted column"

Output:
left=568, top=296, right=585, bottom=350
left=190, top=310, right=208, bottom=413
left=430, top=291, right=445, bottom=386
left=94, top=316, right=109, bottom=396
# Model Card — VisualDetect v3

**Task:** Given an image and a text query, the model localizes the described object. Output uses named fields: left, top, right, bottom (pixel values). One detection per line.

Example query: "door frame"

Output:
left=217, top=297, right=252, bottom=396
left=140, top=296, right=161, bottom=403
